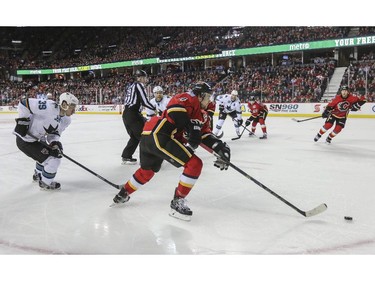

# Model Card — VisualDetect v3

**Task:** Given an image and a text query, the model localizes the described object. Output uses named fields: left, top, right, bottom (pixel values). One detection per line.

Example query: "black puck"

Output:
left=344, top=216, right=353, bottom=221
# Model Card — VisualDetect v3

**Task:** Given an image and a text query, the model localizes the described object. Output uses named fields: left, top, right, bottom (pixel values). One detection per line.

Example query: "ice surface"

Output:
left=1, top=113, right=374, bottom=277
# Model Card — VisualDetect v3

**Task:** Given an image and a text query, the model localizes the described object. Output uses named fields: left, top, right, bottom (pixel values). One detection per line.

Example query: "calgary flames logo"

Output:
left=337, top=101, right=350, bottom=112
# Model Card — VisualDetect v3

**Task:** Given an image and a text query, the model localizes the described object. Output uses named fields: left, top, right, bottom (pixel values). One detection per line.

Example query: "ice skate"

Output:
left=314, top=134, right=321, bottom=142
left=169, top=191, right=193, bottom=221
left=39, top=180, right=61, bottom=191
left=121, top=157, right=137, bottom=165
left=110, top=188, right=130, bottom=207
left=32, top=170, right=41, bottom=182
left=248, top=131, right=256, bottom=137
left=326, top=137, right=332, bottom=144
left=259, top=134, right=267, bottom=139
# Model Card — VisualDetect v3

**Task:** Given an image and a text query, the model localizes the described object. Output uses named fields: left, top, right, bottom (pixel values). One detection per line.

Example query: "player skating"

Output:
left=314, top=85, right=366, bottom=143
left=111, top=82, right=231, bottom=221
left=244, top=96, right=269, bottom=139
left=13, top=92, right=79, bottom=190
left=145, top=86, right=170, bottom=120
left=212, top=90, right=243, bottom=138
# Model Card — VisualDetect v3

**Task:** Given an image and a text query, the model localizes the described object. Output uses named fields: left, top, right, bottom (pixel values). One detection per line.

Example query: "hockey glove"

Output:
left=245, top=116, right=254, bottom=127
left=188, top=119, right=202, bottom=149
left=212, top=141, right=231, bottom=171
left=219, top=104, right=224, bottom=112
left=237, top=119, right=243, bottom=126
left=322, top=109, right=331, bottom=118
left=351, top=100, right=366, bottom=111
left=49, top=141, right=63, bottom=158
left=14, top=117, right=30, bottom=137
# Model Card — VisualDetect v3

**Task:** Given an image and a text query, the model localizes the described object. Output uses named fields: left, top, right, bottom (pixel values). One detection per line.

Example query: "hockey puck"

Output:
left=344, top=216, right=353, bottom=221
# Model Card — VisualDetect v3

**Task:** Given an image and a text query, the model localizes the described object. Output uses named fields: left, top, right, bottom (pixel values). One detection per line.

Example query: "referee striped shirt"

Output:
left=124, top=82, right=155, bottom=112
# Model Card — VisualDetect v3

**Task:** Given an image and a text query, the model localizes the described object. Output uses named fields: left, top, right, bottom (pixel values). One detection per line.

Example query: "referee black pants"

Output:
left=121, top=109, right=145, bottom=159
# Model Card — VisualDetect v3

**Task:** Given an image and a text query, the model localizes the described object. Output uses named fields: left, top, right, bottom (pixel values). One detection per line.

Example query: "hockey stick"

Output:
left=231, top=126, right=247, bottom=141
left=292, top=116, right=321, bottom=123
left=27, top=133, right=120, bottom=189
left=200, top=143, right=327, bottom=217
left=231, top=118, right=252, bottom=141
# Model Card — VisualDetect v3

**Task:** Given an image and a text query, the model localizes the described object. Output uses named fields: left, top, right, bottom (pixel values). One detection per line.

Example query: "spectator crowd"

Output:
left=1, top=26, right=374, bottom=106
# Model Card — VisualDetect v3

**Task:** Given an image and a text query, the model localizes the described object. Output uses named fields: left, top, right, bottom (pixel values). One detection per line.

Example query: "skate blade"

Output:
left=169, top=209, right=192, bottom=221
left=39, top=186, right=61, bottom=191
left=121, top=161, right=137, bottom=165
left=109, top=202, right=125, bottom=207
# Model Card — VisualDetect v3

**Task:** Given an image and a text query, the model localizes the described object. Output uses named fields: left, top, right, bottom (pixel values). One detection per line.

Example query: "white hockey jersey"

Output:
left=216, top=94, right=242, bottom=118
left=14, top=98, right=72, bottom=143
left=145, top=95, right=171, bottom=120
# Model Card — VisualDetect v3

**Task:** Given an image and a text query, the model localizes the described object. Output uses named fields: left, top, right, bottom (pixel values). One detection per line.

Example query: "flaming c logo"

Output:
left=314, top=104, right=321, bottom=112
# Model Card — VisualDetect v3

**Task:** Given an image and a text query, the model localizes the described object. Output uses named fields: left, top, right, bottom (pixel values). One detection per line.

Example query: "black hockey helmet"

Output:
left=192, top=82, right=212, bottom=96
left=341, top=85, right=349, bottom=91
left=135, top=70, right=147, bottom=77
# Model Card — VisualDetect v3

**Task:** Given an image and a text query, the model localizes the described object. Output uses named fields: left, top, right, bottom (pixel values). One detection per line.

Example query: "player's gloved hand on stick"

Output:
left=237, top=119, right=243, bottom=126
left=14, top=117, right=30, bottom=137
left=322, top=107, right=332, bottom=118
left=212, top=141, right=231, bottom=170
left=219, top=104, right=224, bottom=111
left=49, top=141, right=63, bottom=158
left=245, top=116, right=254, bottom=127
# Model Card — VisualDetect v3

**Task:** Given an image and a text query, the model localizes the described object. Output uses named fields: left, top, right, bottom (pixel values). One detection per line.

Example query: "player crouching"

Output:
left=14, top=92, right=78, bottom=190
left=111, top=82, right=231, bottom=221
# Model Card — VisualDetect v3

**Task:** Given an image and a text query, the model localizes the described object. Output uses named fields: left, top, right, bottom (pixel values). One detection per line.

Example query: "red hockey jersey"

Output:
left=326, top=94, right=365, bottom=118
left=247, top=101, right=268, bottom=118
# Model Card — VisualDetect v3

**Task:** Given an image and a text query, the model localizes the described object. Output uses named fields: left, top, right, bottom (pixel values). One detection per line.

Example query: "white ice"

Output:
left=1, top=113, right=375, bottom=275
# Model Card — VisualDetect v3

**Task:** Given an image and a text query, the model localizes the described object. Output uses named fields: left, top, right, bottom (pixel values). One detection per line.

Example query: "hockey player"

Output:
left=13, top=92, right=79, bottom=190
left=145, top=86, right=170, bottom=120
left=111, top=82, right=231, bottom=221
left=212, top=90, right=243, bottom=138
left=245, top=96, right=269, bottom=139
left=314, top=85, right=366, bottom=143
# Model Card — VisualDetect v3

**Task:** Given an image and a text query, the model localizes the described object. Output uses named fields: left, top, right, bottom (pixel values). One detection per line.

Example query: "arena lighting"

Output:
left=42, top=51, right=52, bottom=55
left=12, top=40, right=22, bottom=44
left=162, top=36, right=170, bottom=40
left=108, top=45, right=117, bottom=48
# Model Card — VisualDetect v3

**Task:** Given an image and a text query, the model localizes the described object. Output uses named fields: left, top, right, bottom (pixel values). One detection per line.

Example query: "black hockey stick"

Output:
left=27, top=133, right=120, bottom=189
left=201, top=143, right=327, bottom=217
left=231, top=119, right=252, bottom=141
left=292, top=116, right=321, bottom=123
left=231, top=126, right=247, bottom=141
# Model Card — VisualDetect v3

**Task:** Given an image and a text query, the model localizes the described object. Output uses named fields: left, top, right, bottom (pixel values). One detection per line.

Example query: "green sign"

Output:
left=16, top=35, right=375, bottom=76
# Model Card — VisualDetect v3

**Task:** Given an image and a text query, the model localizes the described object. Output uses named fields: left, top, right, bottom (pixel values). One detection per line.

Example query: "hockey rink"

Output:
left=0, top=112, right=375, bottom=275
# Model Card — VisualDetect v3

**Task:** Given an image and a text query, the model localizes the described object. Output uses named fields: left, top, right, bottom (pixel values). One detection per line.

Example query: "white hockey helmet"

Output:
left=59, top=92, right=79, bottom=110
left=153, top=86, right=164, bottom=94
left=231, top=90, right=238, bottom=96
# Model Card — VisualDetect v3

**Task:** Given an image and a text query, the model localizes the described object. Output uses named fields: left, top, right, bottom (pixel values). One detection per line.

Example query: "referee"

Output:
left=121, top=70, right=155, bottom=164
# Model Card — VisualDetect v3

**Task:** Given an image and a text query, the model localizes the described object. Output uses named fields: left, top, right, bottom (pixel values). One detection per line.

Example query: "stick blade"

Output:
left=231, top=136, right=241, bottom=141
left=304, top=203, right=327, bottom=217
left=291, top=118, right=300, bottom=122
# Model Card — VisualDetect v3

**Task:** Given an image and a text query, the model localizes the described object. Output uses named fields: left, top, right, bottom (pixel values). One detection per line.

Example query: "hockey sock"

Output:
left=124, top=168, right=155, bottom=194
left=177, top=155, right=202, bottom=197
